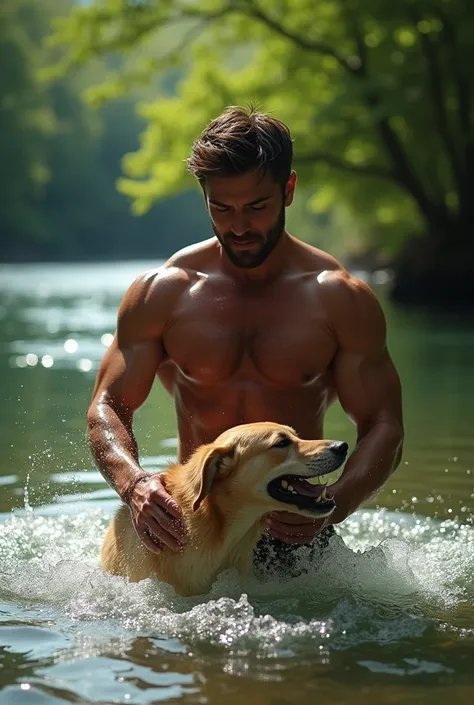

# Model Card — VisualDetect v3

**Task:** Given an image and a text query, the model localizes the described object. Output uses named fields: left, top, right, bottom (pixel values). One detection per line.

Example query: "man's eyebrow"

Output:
left=208, top=195, right=272, bottom=207
left=246, top=196, right=272, bottom=206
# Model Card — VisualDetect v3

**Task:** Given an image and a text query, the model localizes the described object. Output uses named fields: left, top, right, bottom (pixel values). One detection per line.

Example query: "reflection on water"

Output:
left=0, top=261, right=474, bottom=704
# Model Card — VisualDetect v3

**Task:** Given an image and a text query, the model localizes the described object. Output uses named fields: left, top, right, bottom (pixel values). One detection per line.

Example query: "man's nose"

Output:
left=231, top=213, right=250, bottom=236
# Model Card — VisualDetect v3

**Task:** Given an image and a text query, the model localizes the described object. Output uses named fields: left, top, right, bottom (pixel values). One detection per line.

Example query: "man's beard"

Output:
left=213, top=204, right=285, bottom=269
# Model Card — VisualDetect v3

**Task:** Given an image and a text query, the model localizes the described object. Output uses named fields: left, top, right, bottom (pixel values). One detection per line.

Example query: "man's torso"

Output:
left=154, top=239, right=343, bottom=460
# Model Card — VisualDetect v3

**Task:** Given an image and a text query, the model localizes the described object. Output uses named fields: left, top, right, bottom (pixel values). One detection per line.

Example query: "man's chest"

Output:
left=162, top=277, right=338, bottom=386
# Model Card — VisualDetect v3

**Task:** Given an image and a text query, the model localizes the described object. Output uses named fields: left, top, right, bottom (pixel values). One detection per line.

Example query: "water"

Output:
left=1, top=261, right=474, bottom=705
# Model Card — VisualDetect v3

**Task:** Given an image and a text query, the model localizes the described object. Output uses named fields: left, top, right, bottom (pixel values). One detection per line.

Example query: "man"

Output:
left=87, top=106, right=403, bottom=577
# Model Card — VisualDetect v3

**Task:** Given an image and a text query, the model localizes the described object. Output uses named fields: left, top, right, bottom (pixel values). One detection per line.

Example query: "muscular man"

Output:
left=87, top=106, right=403, bottom=577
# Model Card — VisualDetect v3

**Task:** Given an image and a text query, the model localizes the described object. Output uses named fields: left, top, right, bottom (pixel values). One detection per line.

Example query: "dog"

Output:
left=100, top=422, right=348, bottom=596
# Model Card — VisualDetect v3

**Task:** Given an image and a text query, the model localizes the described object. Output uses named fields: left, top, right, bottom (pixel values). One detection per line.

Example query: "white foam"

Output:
left=1, top=508, right=473, bottom=658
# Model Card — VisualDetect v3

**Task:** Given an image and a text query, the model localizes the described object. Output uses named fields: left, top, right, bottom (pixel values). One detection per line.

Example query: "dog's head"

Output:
left=189, top=422, right=348, bottom=520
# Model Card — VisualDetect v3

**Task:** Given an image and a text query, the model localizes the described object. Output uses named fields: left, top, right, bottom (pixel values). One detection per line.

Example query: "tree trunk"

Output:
left=390, top=223, right=474, bottom=308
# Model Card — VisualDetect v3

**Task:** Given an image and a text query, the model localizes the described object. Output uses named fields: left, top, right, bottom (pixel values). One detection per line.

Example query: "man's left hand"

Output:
left=265, top=511, right=328, bottom=545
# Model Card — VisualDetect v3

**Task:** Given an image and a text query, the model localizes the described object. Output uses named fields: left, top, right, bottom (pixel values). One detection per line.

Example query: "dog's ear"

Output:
left=192, top=445, right=235, bottom=512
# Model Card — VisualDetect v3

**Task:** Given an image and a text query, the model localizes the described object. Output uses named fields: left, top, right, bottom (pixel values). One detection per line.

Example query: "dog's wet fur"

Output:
left=101, top=422, right=347, bottom=596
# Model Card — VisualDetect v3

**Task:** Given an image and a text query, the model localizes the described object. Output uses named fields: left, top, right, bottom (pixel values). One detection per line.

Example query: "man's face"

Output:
left=204, top=170, right=296, bottom=269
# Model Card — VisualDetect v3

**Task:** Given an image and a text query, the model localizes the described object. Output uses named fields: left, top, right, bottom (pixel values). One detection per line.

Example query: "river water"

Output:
left=0, top=261, right=473, bottom=705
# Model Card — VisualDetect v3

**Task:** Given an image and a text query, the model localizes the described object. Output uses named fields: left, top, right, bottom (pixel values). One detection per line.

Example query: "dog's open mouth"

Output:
left=267, top=473, right=337, bottom=514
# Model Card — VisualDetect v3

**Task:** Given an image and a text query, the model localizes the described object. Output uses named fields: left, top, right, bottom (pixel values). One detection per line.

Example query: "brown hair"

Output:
left=187, top=106, right=293, bottom=186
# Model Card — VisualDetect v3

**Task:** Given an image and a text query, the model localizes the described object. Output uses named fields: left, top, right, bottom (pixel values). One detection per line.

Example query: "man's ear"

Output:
left=192, top=445, right=235, bottom=512
left=284, top=171, right=297, bottom=207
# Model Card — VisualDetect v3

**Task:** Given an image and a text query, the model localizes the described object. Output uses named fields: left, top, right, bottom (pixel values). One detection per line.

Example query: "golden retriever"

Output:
left=101, top=422, right=348, bottom=596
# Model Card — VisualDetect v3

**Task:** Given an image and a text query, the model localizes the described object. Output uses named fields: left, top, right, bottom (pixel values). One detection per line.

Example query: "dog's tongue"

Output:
left=290, top=477, right=326, bottom=497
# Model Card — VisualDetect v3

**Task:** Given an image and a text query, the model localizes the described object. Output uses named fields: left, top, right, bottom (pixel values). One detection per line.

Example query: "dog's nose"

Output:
left=329, top=441, right=348, bottom=456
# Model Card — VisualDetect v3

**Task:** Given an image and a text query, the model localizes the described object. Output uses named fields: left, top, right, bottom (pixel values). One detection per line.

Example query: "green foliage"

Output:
left=47, top=0, right=474, bottom=254
left=0, top=0, right=211, bottom=261
left=0, top=0, right=59, bottom=248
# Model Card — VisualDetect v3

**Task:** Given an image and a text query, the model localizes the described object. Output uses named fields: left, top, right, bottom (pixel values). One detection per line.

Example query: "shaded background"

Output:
left=2, top=0, right=474, bottom=306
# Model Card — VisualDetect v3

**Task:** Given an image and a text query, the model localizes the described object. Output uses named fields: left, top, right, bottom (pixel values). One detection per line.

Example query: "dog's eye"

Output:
left=272, top=436, right=292, bottom=449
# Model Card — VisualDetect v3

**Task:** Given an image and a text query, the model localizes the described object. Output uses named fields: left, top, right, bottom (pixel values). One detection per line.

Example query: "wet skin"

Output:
left=87, top=169, right=403, bottom=554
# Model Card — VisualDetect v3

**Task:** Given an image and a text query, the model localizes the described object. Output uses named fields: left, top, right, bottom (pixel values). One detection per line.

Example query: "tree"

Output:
left=0, top=0, right=212, bottom=262
left=46, top=0, right=474, bottom=304
left=0, top=0, right=58, bottom=254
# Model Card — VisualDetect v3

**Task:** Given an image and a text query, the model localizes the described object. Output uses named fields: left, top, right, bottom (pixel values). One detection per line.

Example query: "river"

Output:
left=0, top=261, right=473, bottom=704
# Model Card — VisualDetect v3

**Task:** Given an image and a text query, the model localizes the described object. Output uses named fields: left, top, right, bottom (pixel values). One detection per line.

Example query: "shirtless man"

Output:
left=87, top=107, right=403, bottom=575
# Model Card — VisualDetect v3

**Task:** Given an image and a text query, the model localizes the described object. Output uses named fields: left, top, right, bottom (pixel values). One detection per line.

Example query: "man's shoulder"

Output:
left=123, top=264, right=189, bottom=304
left=164, top=237, right=217, bottom=271
left=294, top=241, right=385, bottom=335
left=295, top=239, right=341, bottom=272
left=125, top=239, right=215, bottom=298
left=317, top=269, right=381, bottom=316
left=295, top=241, right=374, bottom=301
left=294, top=240, right=352, bottom=286
left=313, top=267, right=386, bottom=349
left=118, top=239, right=217, bottom=319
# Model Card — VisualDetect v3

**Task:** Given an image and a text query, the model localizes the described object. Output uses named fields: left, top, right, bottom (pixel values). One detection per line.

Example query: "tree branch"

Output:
left=240, top=0, right=358, bottom=73
left=82, top=5, right=235, bottom=57
left=435, top=6, right=471, bottom=136
left=236, top=0, right=448, bottom=230
left=368, top=96, right=450, bottom=230
left=434, top=5, right=474, bottom=227
left=406, top=6, right=463, bottom=204
left=337, top=8, right=450, bottom=230
left=295, top=151, right=396, bottom=180
left=342, top=7, right=367, bottom=74
left=157, top=19, right=214, bottom=63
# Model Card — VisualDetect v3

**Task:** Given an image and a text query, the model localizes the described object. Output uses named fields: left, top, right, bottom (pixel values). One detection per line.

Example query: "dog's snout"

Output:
left=329, top=441, right=348, bottom=456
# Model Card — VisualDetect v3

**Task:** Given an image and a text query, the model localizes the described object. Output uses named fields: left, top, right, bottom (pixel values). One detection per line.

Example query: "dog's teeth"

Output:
left=320, top=487, right=328, bottom=500
left=287, top=485, right=294, bottom=492
left=281, top=480, right=288, bottom=489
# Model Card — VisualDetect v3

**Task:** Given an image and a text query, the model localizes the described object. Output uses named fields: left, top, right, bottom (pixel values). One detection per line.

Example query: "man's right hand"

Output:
left=127, top=474, right=187, bottom=554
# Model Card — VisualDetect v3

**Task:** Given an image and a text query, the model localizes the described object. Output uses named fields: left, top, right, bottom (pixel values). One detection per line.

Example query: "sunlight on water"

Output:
left=1, top=506, right=473, bottom=666
left=2, top=262, right=474, bottom=701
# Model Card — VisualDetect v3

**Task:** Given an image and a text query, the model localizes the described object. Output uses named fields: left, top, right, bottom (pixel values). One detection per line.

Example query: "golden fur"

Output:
left=100, top=422, right=347, bottom=596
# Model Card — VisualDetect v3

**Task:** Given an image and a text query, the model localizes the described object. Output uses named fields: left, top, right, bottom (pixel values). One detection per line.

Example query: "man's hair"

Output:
left=187, top=105, right=293, bottom=186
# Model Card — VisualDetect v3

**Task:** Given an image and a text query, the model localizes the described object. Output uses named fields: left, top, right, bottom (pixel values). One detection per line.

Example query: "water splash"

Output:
left=1, top=507, right=473, bottom=660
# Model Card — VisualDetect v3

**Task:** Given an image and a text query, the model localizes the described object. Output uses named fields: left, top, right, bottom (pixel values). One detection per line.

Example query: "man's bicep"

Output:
left=91, top=267, right=188, bottom=414
left=334, top=348, right=402, bottom=434
left=91, top=337, right=163, bottom=413
left=329, top=275, right=402, bottom=433
left=90, top=273, right=170, bottom=414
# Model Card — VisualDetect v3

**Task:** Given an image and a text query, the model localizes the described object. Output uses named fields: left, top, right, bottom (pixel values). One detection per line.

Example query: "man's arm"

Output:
left=87, top=267, right=188, bottom=552
left=266, top=270, right=402, bottom=544
left=326, top=272, right=404, bottom=523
